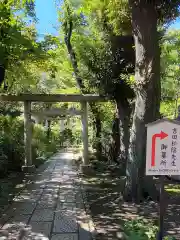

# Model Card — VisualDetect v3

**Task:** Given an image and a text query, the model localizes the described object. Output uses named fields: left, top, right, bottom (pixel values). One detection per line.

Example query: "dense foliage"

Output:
left=0, top=0, right=180, bottom=238
left=0, top=0, right=179, bottom=215
left=0, top=0, right=179, bottom=174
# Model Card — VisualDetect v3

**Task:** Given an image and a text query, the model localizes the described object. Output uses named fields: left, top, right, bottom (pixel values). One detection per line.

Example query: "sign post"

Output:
left=146, top=118, right=180, bottom=240
left=157, top=176, right=165, bottom=240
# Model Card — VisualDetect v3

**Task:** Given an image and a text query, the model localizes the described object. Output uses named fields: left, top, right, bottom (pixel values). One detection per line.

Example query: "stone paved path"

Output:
left=0, top=152, right=95, bottom=240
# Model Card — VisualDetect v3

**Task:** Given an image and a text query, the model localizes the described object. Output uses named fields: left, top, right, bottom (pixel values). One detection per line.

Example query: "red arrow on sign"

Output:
left=151, top=131, right=168, bottom=167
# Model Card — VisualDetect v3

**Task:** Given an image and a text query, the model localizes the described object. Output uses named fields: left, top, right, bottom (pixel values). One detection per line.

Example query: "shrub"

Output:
left=0, top=114, right=83, bottom=177
left=124, top=218, right=176, bottom=240
left=124, top=218, right=158, bottom=239
left=0, top=116, right=24, bottom=172
left=32, top=123, right=58, bottom=165
left=0, top=117, right=59, bottom=176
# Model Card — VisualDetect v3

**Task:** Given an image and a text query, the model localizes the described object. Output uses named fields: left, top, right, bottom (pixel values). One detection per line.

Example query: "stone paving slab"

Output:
left=0, top=152, right=96, bottom=239
left=13, top=193, right=41, bottom=203
left=53, top=219, right=78, bottom=233
left=8, top=214, right=31, bottom=225
left=51, top=233, right=78, bottom=240
left=30, top=209, right=54, bottom=222
left=59, top=194, right=76, bottom=203
left=21, top=188, right=44, bottom=195
left=56, top=202, right=77, bottom=212
left=30, top=221, right=52, bottom=237
left=6, top=202, right=37, bottom=215
left=36, top=199, right=57, bottom=209
left=26, top=183, right=46, bottom=190
left=55, top=210, right=77, bottom=221
left=41, top=193, right=59, bottom=200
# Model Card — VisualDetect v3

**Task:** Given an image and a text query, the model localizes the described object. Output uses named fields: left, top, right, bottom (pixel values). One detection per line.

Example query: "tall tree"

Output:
left=0, top=0, right=37, bottom=88
left=161, top=30, right=180, bottom=103
left=124, top=0, right=180, bottom=202
left=61, top=2, right=104, bottom=156
left=61, top=0, right=136, bottom=165
left=160, top=30, right=180, bottom=119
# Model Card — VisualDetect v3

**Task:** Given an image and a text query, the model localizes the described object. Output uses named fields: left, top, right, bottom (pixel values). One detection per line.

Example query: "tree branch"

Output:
left=64, top=5, right=86, bottom=92
left=63, top=4, right=102, bottom=154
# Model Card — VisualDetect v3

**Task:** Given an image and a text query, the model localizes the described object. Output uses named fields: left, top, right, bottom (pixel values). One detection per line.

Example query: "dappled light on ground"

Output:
left=80, top=167, right=180, bottom=239
left=1, top=223, right=49, bottom=239
left=1, top=151, right=180, bottom=239
left=0, top=152, right=95, bottom=240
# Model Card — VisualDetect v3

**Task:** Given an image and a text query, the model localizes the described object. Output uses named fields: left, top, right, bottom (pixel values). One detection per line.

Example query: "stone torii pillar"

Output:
left=60, top=119, right=65, bottom=132
left=22, top=101, right=35, bottom=172
left=81, top=101, right=89, bottom=165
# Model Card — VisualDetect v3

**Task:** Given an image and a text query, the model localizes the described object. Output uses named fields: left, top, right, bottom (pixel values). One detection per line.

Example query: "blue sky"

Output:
left=35, top=0, right=59, bottom=37
left=35, top=0, right=180, bottom=38
left=170, top=18, right=180, bottom=29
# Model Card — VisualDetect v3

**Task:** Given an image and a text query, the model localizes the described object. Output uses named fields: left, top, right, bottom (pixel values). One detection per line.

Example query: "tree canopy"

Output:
left=0, top=0, right=180, bottom=204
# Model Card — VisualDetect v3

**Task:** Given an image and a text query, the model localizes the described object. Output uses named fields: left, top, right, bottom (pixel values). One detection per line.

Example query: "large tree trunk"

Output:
left=116, top=98, right=131, bottom=174
left=123, top=1, right=161, bottom=202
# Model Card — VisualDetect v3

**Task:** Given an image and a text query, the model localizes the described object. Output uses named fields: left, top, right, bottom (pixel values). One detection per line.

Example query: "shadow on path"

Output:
left=0, top=152, right=95, bottom=240
left=80, top=167, right=180, bottom=239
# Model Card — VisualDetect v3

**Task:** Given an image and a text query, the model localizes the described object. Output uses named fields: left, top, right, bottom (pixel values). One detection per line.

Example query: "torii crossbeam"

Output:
left=0, top=94, right=106, bottom=172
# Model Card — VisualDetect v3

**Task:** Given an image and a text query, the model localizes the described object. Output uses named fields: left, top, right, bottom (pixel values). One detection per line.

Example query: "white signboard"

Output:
left=146, top=119, right=180, bottom=175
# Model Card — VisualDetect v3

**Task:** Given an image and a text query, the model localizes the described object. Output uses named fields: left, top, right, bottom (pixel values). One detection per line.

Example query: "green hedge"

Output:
left=0, top=116, right=59, bottom=177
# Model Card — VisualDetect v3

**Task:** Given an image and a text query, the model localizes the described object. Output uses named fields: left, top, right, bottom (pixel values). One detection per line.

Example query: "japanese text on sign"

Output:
left=146, top=119, right=180, bottom=175
left=171, top=128, right=177, bottom=167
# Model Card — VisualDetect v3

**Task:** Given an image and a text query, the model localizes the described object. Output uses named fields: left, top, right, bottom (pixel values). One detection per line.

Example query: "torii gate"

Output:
left=0, top=94, right=104, bottom=172
left=31, top=107, right=83, bottom=146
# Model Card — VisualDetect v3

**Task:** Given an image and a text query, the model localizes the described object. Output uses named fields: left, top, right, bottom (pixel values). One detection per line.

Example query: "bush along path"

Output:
left=79, top=161, right=179, bottom=240
left=0, top=151, right=96, bottom=240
